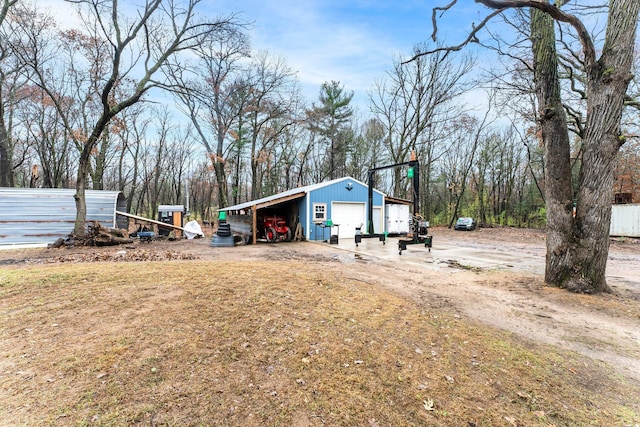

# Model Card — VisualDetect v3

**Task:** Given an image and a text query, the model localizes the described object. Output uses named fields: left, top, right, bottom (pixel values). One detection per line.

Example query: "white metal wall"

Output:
left=0, top=188, right=127, bottom=247
left=610, top=204, right=640, bottom=237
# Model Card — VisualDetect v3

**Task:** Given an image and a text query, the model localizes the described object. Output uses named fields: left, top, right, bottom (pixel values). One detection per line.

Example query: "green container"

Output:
left=218, top=211, right=227, bottom=221
left=325, top=219, right=333, bottom=226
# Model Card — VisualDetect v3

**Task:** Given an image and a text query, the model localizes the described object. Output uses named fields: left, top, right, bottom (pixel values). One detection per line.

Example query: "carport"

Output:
left=220, top=190, right=306, bottom=244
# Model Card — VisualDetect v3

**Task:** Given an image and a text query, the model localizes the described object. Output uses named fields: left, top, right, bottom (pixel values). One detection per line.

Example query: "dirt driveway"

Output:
left=3, top=226, right=640, bottom=383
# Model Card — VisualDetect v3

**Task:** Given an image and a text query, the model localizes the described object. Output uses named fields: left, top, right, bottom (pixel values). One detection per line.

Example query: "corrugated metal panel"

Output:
left=610, top=204, right=640, bottom=237
left=0, top=188, right=127, bottom=247
left=158, top=205, right=184, bottom=212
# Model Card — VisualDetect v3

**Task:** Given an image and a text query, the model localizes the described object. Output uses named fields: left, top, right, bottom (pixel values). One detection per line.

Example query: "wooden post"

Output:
left=252, top=207, right=257, bottom=245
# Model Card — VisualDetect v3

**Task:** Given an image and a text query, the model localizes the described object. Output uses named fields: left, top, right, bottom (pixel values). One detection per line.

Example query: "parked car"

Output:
left=454, top=217, right=476, bottom=231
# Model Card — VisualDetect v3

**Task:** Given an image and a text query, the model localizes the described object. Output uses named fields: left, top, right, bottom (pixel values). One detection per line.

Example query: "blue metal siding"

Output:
left=0, top=188, right=127, bottom=247
left=297, top=197, right=309, bottom=232
left=305, top=178, right=383, bottom=240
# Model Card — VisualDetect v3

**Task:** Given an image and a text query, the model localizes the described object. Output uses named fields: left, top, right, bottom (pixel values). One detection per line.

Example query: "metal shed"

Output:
left=0, top=188, right=127, bottom=248
left=220, top=177, right=386, bottom=244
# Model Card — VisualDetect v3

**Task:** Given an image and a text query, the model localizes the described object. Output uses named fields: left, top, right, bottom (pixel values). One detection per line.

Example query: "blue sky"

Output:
left=46, top=0, right=490, bottom=113
left=208, top=0, right=486, bottom=109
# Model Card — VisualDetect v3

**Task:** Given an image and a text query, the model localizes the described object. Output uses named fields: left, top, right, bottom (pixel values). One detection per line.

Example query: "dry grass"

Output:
left=1, top=260, right=639, bottom=426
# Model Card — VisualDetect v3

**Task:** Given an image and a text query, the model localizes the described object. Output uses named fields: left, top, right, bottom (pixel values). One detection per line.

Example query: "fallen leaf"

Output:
left=423, top=399, right=435, bottom=411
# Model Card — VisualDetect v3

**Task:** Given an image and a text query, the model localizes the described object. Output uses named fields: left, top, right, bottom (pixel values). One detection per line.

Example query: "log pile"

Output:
left=84, top=221, right=133, bottom=246
left=50, top=222, right=133, bottom=248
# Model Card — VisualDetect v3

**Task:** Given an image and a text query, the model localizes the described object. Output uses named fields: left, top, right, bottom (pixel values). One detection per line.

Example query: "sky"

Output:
left=44, top=0, right=490, bottom=114
left=207, top=0, right=488, bottom=110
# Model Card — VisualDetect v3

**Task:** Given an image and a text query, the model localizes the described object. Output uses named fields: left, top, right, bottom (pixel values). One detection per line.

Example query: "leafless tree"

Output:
left=423, top=0, right=640, bottom=293
left=369, top=43, right=474, bottom=215
left=0, top=0, right=24, bottom=186
left=16, top=0, right=243, bottom=236
left=168, top=28, right=249, bottom=209
left=242, top=52, right=300, bottom=200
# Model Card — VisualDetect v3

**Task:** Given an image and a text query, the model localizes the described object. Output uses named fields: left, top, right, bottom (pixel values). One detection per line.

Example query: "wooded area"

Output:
left=1, top=1, right=639, bottom=292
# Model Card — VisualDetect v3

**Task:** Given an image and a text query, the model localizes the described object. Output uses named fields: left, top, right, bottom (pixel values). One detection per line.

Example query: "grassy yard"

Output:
left=1, top=260, right=639, bottom=426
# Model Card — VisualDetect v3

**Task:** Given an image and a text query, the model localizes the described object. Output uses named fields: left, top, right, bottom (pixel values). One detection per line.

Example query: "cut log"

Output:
left=84, top=221, right=133, bottom=246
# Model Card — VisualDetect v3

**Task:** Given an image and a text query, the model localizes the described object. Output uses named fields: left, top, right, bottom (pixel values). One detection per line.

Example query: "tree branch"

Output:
left=405, top=8, right=505, bottom=64
left=412, top=0, right=597, bottom=71
left=475, top=0, right=596, bottom=68
left=431, top=0, right=458, bottom=41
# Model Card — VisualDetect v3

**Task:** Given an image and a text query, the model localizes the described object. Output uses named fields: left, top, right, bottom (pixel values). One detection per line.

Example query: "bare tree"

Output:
left=17, top=0, right=242, bottom=236
left=243, top=52, right=300, bottom=199
left=169, top=28, right=249, bottom=209
left=424, top=0, right=640, bottom=293
left=0, top=0, right=23, bottom=186
left=369, top=43, right=474, bottom=213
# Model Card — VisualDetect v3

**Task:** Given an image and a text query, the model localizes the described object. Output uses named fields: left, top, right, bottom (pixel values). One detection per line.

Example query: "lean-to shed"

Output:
left=0, top=188, right=127, bottom=248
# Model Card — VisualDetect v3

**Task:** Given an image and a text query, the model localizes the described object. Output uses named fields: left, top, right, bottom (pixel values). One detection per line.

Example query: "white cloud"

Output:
left=44, top=0, right=493, bottom=112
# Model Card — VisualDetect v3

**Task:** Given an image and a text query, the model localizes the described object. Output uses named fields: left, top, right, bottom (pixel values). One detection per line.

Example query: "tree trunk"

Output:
left=565, top=0, right=639, bottom=293
left=532, top=0, right=639, bottom=293
left=92, top=132, right=109, bottom=190
left=531, top=7, right=576, bottom=287
left=74, top=113, right=112, bottom=236
left=214, top=160, right=228, bottom=208
left=214, top=111, right=229, bottom=207
left=74, top=147, right=91, bottom=236
left=0, top=103, right=13, bottom=187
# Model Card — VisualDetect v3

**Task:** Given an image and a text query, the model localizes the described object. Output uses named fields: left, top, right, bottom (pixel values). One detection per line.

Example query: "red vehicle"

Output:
left=263, top=215, right=292, bottom=242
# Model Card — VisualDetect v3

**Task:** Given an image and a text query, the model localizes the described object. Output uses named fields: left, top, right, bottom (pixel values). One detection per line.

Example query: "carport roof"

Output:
left=220, top=176, right=384, bottom=212
left=385, top=195, right=412, bottom=205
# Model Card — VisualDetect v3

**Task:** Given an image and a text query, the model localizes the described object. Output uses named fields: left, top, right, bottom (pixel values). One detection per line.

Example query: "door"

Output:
left=331, top=202, right=366, bottom=239
left=372, top=207, right=382, bottom=234
left=386, top=204, right=410, bottom=234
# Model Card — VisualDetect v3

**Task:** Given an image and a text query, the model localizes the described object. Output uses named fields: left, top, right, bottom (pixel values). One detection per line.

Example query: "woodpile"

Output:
left=50, top=222, right=133, bottom=248
left=84, top=221, right=133, bottom=246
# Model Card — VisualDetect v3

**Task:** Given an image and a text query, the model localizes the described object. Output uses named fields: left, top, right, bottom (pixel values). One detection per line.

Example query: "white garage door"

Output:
left=332, top=202, right=366, bottom=238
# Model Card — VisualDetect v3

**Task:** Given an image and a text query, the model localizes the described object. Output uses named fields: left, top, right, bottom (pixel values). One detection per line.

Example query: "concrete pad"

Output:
left=309, top=234, right=545, bottom=275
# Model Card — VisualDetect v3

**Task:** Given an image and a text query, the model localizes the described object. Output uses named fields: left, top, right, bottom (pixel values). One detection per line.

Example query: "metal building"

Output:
left=0, top=188, right=127, bottom=248
left=220, top=176, right=387, bottom=244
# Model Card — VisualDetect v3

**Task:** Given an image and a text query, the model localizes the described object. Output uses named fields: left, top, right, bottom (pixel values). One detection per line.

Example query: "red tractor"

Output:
left=263, top=215, right=292, bottom=243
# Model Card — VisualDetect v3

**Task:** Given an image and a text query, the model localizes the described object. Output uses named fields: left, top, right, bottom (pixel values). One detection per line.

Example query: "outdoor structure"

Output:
left=220, top=177, right=388, bottom=244
left=384, top=196, right=411, bottom=235
left=613, top=170, right=640, bottom=204
left=0, top=188, right=127, bottom=248
left=610, top=204, right=640, bottom=238
left=158, top=205, right=185, bottom=237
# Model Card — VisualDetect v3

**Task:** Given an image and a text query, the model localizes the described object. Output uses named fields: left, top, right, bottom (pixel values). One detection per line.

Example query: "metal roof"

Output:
left=220, top=176, right=384, bottom=211
left=158, top=205, right=185, bottom=212
left=0, top=188, right=127, bottom=248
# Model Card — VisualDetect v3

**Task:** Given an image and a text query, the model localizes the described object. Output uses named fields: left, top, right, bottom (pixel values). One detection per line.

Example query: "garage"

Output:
left=331, top=202, right=366, bottom=238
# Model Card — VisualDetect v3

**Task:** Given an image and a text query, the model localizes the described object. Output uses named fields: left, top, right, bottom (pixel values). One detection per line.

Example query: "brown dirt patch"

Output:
left=1, top=226, right=639, bottom=426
